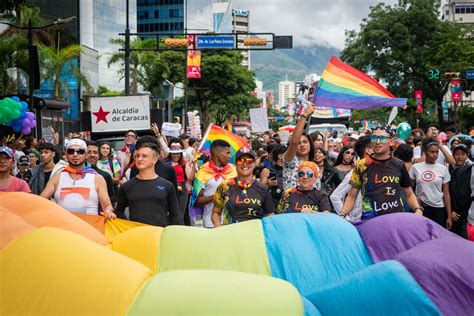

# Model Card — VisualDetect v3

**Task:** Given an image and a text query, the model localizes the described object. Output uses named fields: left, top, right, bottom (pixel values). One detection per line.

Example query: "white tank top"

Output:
left=54, top=172, right=99, bottom=215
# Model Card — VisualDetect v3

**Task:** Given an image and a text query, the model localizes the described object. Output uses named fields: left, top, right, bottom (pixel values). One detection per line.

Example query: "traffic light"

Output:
left=164, top=38, right=188, bottom=47
left=243, top=37, right=267, bottom=46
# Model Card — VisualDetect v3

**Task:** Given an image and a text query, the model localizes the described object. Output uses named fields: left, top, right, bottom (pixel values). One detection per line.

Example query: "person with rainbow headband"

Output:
left=40, top=139, right=115, bottom=219
left=278, top=161, right=331, bottom=214
left=211, top=147, right=274, bottom=227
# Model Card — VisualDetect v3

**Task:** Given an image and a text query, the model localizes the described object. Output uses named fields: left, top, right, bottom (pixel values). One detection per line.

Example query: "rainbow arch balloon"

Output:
left=1, top=193, right=473, bottom=315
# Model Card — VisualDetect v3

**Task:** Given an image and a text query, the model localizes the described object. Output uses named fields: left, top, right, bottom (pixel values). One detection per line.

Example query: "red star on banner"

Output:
left=92, top=106, right=110, bottom=123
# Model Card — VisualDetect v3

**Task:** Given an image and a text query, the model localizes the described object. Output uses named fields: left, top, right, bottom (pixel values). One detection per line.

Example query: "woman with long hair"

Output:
left=97, top=141, right=122, bottom=185
left=409, top=137, right=452, bottom=229
left=283, top=103, right=319, bottom=190
left=333, top=144, right=355, bottom=185
left=314, top=147, right=337, bottom=195
left=166, top=138, right=196, bottom=224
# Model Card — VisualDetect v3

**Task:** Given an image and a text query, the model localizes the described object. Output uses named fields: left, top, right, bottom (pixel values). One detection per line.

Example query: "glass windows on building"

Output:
left=455, top=5, right=474, bottom=14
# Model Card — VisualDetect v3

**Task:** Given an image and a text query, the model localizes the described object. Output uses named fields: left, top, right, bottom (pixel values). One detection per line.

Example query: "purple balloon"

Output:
left=22, top=126, right=31, bottom=135
left=30, top=120, right=36, bottom=128
left=26, top=112, right=35, bottom=120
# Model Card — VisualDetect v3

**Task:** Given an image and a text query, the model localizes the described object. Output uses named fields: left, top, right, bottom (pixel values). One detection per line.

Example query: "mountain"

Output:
left=250, top=44, right=340, bottom=103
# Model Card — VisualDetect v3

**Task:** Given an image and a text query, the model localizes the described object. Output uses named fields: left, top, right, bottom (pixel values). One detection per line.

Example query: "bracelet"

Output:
left=414, top=206, right=424, bottom=212
left=301, top=115, right=308, bottom=120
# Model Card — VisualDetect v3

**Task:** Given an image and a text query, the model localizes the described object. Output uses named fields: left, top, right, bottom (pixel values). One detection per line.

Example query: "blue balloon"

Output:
left=20, top=101, right=28, bottom=111
left=12, top=124, right=22, bottom=132
left=11, top=96, right=20, bottom=103
left=20, top=111, right=26, bottom=119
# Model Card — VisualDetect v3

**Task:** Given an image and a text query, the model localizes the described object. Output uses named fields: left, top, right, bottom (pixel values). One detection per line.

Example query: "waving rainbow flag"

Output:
left=313, top=56, right=407, bottom=109
left=199, top=124, right=248, bottom=164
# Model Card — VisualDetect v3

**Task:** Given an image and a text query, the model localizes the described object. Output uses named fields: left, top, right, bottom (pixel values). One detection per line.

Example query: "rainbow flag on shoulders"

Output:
left=199, top=124, right=249, bottom=164
left=313, top=56, right=407, bottom=109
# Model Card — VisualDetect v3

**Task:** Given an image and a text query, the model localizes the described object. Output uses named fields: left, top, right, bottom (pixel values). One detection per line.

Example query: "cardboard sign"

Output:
left=90, top=95, right=150, bottom=133
left=249, top=108, right=269, bottom=132
left=162, top=122, right=182, bottom=137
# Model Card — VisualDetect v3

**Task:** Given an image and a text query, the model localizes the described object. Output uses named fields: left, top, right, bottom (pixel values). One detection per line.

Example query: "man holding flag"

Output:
left=192, top=140, right=237, bottom=228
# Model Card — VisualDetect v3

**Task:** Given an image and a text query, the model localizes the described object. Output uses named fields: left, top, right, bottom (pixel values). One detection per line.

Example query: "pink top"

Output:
left=0, top=176, right=31, bottom=193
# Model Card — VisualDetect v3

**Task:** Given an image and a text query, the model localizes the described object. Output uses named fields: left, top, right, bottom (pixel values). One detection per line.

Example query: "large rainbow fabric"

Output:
left=199, top=124, right=248, bottom=164
left=313, top=56, right=407, bottom=109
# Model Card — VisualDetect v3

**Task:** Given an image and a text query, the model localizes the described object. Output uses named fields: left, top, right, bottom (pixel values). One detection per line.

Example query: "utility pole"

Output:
left=124, top=0, right=130, bottom=95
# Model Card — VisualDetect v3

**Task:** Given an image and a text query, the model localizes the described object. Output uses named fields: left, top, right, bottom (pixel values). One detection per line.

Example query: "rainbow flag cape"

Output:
left=199, top=124, right=249, bottom=164
left=189, top=161, right=237, bottom=221
left=313, top=56, right=407, bottom=109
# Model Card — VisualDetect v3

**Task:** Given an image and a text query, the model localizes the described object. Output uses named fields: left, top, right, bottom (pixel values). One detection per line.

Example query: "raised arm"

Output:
left=284, top=103, right=315, bottom=163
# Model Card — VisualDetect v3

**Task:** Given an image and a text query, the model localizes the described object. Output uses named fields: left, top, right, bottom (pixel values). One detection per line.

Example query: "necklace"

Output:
left=235, top=176, right=256, bottom=197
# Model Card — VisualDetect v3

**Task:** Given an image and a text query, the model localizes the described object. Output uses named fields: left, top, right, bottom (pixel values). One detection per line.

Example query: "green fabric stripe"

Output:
left=318, top=79, right=367, bottom=96
left=158, top=220, right=271, bottom=276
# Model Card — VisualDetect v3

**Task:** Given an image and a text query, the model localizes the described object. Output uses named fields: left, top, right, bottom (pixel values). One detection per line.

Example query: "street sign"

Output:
left=196, top=35, right=235, bottom=49
left=466, top=69, right=474, bottom=80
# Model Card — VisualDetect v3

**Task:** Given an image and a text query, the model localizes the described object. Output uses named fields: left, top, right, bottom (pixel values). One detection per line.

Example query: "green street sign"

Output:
left=428, top=69, right=440, bottom=80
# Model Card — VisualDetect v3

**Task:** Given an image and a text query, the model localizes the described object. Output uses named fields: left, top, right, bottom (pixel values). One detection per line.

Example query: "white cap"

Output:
left=66, top=139, right=87, bottom=150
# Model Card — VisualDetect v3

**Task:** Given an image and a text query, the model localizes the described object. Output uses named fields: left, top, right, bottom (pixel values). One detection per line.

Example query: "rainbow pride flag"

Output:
left=313, top=56, right=407, bottom=109
left=199, top=124, right=248, bottom=164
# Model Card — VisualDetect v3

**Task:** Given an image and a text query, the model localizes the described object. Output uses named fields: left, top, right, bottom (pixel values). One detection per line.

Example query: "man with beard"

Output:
left=86, top=140, right=116, bottom=205
left=339, top=125, right=423, bottom=220
left=40, top=139, right=115, bottom=218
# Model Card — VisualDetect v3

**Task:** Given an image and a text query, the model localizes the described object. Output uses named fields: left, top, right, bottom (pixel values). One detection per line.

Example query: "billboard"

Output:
left=90, top=95, right=151, bottom=133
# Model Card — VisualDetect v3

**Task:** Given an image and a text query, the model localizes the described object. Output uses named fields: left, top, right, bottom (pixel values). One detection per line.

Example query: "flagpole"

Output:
left=198, top=123, right=212, bottom=152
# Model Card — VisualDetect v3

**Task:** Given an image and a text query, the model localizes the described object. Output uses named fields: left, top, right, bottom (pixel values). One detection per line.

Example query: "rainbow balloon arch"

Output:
left=0, top=193, right=473, bottom=315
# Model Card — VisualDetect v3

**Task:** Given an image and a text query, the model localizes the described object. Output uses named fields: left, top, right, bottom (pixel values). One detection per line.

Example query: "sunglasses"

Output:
left=66, top=148, right=86, bottom=155
left=370, top=135, right=389, bottom=143
left=236, top=158, right=255, bottom=165
left=298, top=171, right=314, bottom=178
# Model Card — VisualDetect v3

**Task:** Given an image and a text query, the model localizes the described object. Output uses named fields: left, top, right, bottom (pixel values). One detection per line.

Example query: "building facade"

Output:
left=278, top=77, right=296, bottom=108
left=232, top=9, right=250, bottom=69
left=442, top=0, right=474, bottom=25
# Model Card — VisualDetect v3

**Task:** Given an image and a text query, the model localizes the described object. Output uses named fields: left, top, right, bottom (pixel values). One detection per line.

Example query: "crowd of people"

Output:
left=1, top=103, right=473, bottom=241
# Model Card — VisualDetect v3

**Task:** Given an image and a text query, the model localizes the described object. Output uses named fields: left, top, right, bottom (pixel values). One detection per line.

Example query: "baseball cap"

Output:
left=0, top=146, right=13, bottom=158
left=235, top=147, right=256, bottom=160
left=18, top=155, right=30, bottom=165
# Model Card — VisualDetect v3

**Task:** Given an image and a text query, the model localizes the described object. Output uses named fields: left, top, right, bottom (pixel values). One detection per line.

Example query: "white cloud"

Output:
left=232, top=0, right=398, bottom=49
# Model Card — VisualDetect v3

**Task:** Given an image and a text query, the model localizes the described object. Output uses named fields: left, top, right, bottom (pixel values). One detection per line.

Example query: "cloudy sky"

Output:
left=232, top=0, right=398, bottom=49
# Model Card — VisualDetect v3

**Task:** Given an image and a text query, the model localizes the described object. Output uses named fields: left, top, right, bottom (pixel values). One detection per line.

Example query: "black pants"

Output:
left=422, top=202, right=447, bottom=228
left=451, top=218, right=468, bottom=239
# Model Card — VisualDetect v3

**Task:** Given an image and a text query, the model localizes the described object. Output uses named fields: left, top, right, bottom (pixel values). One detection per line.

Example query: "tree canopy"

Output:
left=340, top=0, right=474, bottom=128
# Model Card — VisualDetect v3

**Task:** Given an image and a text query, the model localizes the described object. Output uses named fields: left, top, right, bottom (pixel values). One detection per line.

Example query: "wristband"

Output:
left=301, top=115, right=308, bottom=120
left=414, top=206, right=424, bottom=212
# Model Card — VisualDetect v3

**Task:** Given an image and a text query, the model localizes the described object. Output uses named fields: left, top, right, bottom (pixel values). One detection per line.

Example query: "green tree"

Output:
left=340, top=0, right=474, bottom=129
left=38, top=44, right=91, bottom=98
left=184, top=50, right=259, bottom=127
left=0, top=34, right=28, bottom=95
left=106, top=38, right=158, bottom=95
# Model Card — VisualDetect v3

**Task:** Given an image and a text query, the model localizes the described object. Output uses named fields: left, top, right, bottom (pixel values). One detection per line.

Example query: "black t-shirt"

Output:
left=214, top=180, right=275, bottom=223
left=115, top=176, right=181, bottom=227
left=350, top=155, right=411, bottom=220
left=130, top=160, right=178, bottom=193
left=279, top=188, right=331, bottom=213
left=268, top=164, right=284, bottom=206
left=92, top=166, right=116, bottom=204
left=44, top=170, right=52, bottom=185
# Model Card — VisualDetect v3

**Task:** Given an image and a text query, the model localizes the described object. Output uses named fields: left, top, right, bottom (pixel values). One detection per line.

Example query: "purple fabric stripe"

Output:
left=314, top=96, right=406, bottom=109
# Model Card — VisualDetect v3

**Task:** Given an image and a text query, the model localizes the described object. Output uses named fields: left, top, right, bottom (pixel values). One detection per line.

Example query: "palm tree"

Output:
left=0, top=34, right=28, bottom=95
left=38, top=44, right=91, bottom=98
left=106, top=38, right=157, bottom=95
left=1, top=5, right=55, bottom=47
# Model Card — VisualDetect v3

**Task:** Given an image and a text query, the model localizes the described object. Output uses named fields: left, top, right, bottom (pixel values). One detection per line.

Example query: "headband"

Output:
left=67, top=139, right=87, bottom=150
left=374, top=124, right=395, bottom=138
left=426, top=142, right=439, bottom=148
